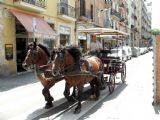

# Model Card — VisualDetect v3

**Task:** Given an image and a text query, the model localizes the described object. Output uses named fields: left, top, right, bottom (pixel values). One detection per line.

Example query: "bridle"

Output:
left=23, top=45, right=41, bottom=71
left=31, top=47, right=41, bottom=66
left=27, top=47, right=40, bottom=70
left=53, top=49, right=77, bottom=76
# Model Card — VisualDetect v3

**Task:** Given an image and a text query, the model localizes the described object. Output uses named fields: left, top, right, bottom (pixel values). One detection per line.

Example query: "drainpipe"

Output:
left=94, top=0, right=96, bottom=25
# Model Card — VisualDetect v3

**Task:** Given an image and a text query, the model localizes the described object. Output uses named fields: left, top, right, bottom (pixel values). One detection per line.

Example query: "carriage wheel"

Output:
left=108, top=73, right=115, bottom=94
left=121, top=62, right=126, bottom=83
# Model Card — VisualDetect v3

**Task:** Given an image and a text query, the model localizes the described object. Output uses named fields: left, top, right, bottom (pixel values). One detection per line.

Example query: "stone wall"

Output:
left=154, top=35, right=160, bottom=104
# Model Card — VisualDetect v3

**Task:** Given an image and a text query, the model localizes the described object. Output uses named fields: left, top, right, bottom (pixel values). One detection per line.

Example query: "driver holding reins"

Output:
left=89, top=34, right=103, bottom=56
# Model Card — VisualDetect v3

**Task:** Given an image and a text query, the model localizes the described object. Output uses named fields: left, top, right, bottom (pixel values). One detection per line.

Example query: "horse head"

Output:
left=22, top=42, right=50, bottom=70
left=52, top=46, right=80, bottom=76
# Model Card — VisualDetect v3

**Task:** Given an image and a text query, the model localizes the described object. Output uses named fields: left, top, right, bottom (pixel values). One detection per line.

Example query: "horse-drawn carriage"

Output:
left=22, top=28, right=128, bottom=114
left=78, top=28, right=128, bottom=93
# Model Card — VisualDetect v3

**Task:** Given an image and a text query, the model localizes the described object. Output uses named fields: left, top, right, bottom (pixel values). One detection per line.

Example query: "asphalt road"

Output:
left=78, top=51, right=160, bottom=120
left=0, top=51, right=160, bottom=120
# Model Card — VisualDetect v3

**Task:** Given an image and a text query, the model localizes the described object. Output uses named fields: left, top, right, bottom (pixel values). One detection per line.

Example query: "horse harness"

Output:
left=58, top=57, right=99, bottom=78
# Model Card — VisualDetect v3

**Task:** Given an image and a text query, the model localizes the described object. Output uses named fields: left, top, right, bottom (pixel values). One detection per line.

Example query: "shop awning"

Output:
left=10, top=9, right=57, bottom=39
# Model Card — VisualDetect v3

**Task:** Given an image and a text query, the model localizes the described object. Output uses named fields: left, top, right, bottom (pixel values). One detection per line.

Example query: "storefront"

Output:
left=59, top=25, right=71, bottom=47
left=6, top=9, right=57, bottom=74
left=78, top=33, right=87, bottom=53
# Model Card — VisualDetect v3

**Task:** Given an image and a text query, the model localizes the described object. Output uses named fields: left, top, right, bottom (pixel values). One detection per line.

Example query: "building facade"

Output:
left=76, top=0, right=106, bottom=52
left=130, top=0, right=139, bottom=47
left=0, top=0, right=152, bottom=76
left=76, top=0, right=129, bottom=52
left=137, top=0, right=152, bottom=47
left=0, top=0, right=76, bottom=75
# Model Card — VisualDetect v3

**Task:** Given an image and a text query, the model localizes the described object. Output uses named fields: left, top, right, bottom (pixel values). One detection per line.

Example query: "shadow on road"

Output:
left=0, top=72, right=37, bottom=92
left=79, top=82, right=128, bottom=120
left=27, top=86, right=92, bottom=120
left=153, top=105, right=160, bottom=114
left=26, top=82, right=127, bottom=120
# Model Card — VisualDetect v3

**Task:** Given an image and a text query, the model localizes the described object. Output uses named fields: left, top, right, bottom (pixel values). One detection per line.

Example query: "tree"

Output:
left=151, top=29, right=160, bottom=36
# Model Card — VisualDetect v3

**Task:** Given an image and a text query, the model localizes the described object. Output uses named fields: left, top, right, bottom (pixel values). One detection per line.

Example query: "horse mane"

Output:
left=38, top=44, right=50, bottom=57
left=66, top=46, right=81, bottom=63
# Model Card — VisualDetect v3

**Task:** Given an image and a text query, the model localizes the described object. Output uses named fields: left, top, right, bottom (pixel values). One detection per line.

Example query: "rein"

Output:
left=58, top=61, right=99, bottom=78
left=31, top=47, right=50, bottom=75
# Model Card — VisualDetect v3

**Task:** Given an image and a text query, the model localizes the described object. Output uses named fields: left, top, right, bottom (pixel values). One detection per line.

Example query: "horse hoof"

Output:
left=74, top=108, right=81, bottom=114
left=89, top=95, right=95, bottom=100
left=89, top=95, right=99, bottom=101
left=50, top=96, right=54, bottom=101
left=67, top=96, right=75, bottom=102
left=45, top=102, right=53, bottom=109
left=100, top=86, right=106, bottom=90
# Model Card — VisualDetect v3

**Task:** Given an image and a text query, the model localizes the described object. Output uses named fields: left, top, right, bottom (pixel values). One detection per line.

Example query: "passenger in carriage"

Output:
left=104, top=42, right=112, bottom=50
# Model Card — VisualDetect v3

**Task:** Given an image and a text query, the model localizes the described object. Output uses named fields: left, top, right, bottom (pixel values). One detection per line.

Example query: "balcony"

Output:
left=119, top=3, right=125, bottom=8
left=125, top=20, right=128, bottom=25
left=76, top=8, right=93, bottom=22
left=131, top=24, right=134, bottom=29
left=104, top=0, right=112, bottom=8
left=14, top=0, right=46, bottom=12
left=104, top=20, right=112, bottom=28
left=110, top=8, right=121, bottom=20
left=119, top=17, right=125, bottom=22
left=57, top=3, right=76, bottom=22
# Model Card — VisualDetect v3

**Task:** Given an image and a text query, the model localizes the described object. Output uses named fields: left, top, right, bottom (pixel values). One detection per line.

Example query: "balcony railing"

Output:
left=14, top=0, right=46, bottom=9
left=57, top=3, right=75, bottom=19
left=104, top=0, right=112, bottom=4
left=119, top=3, right=125, bottom=8
left=111, top=8, right=121, bottom=19
left=76, top=8, right=93, bottom=21
left=119, top=17, right=125, bottom=22
left=104, top=20, right=112, bottom=28
left=104, top=0, right=112, bottom=8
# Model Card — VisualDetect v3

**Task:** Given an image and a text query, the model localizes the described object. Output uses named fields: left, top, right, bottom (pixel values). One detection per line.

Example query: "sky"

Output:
left=152, top=0, right=160, bottom=29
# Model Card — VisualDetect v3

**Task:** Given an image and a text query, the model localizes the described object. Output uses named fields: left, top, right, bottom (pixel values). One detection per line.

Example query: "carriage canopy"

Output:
left=77, top=28, right=128, bottom=36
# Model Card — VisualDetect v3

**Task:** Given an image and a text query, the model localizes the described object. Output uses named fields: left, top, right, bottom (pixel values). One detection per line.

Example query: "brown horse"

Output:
left=22, top=42, right=73, bottom=109
left=52, top=46, right=104, bottom=114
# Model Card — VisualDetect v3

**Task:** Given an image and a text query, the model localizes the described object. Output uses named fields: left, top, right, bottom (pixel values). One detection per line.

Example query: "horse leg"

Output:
left=71, top=86, right=76, bottom=97
left=74, top=86, right=83, bottom=114
left=95, top=78, right=100, bottom=99
left=89, top=80, right=96, bottom=99
left=63, top=82, right=75, bottom=102
left=42, top=88, right=54, bottom=109
left=99, top=73, right=106, bottom=90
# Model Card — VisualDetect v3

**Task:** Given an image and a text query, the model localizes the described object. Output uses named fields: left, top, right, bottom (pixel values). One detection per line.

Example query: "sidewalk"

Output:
left=0, top=72, right=37, bottom=92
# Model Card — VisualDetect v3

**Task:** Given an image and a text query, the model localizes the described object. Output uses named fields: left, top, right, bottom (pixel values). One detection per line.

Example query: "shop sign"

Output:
left=78, top=33, right=86, bottom=40
left=5, top=44, right=13, bottom=60
left=59, top=25, right=70, bottom=35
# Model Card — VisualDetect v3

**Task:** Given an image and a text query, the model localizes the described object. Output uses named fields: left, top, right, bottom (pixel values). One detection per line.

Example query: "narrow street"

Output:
left=0, top=52, right=160, bottom=120
left=79, top=51, right=160, bottom=120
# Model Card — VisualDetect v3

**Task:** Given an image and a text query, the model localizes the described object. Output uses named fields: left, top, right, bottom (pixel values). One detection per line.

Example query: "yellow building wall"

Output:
left=0, top=0, right=76, bottom=75
left=0, top=10, right=17, bottom=75
left=44, top=0, right=76, bottom=46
